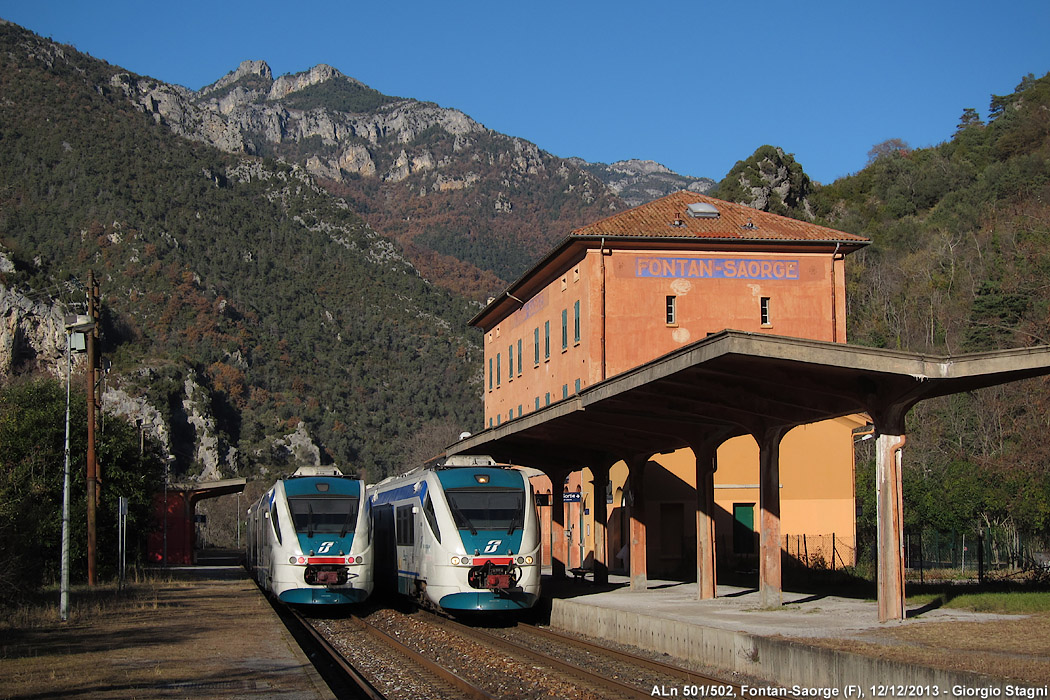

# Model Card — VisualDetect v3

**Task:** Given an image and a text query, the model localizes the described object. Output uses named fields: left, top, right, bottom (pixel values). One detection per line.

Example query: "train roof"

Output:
left=287, top=466, right=357, bottom=479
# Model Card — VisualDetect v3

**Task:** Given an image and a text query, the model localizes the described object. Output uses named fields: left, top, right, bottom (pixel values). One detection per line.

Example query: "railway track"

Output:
left=298, top=603, right=748, bottom=700
left=418, top=608, right=742, bottom=700
left=269, top=598, right=384, bottom=700
left=292, top=607, right=494, bottom=700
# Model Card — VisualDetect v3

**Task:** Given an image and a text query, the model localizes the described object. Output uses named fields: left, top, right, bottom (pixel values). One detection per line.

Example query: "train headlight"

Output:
left=289, top=556, right=296, bottom=564
left=298, top=556, right=306, bottom=564
left=516, top=556, right=524, bottom=564
left=525, top=556, right=534, bottom=565
left=355, top=556, right=363, bottom=564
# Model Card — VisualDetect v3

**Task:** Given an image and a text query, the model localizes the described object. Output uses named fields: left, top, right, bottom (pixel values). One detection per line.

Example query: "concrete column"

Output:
left=757, top=426, right=788, bottom=608
left=876, top=432, right=907, bottom=622
left=626, top=456, right=648, bottom=591
left=693, top=442, right=718, bottom=600
left=591, top=463, right=611, bottom=585
left=548, top=468, right=569, bottom=580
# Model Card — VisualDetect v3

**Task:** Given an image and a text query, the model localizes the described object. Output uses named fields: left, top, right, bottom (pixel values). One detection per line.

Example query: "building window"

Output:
left=561, top=309, right=568, bottom=351
left=544, top=392, right=551, bottom=406
left=575, top=378, right=581, bottom=393
left=573, top=300, right=581, bottom=344
left=488, top=358, right=493, bottom=391
left=562, top=384, right=568, bottom=399
left=761, top=297, right=771, bottom=326
left=666, top=295, right=677, bottom=325
left=508, top=344, right=514, bottom=380
left=534, top=328, right=540, bottom=366
left=535, top=397, right=540, bottom=411
left=517, top=404, right=522, bottom=417
left=496, top=353, right=501, bottom=387
left=544, top=321, right=550, bottom=360
left=517, top=339, right=523, bottom=376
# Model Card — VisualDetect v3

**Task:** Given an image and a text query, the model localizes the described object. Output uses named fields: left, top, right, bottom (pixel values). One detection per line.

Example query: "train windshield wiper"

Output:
left=507, top=512, right=521, bottom=534
left=448, top=499, right=477, bottom=535
left=339, top=507, right=355, bottom=538
left=307, top=504, right=314, bottom=538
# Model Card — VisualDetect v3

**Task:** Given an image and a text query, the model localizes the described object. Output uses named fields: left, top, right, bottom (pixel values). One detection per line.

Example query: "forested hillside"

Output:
left=0, top=21, right=483, bottom=481
left=813, top=73, right=1050, bottom=543
left=1, top=16, right=1048, bottom=548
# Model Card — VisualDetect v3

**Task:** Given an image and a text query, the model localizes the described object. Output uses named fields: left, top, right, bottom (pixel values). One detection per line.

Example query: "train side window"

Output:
left=395, top=504, right=415, bottom=546
left=423, top=494, right=441, bottom=543
left=269, top=499, right=283, bottom=545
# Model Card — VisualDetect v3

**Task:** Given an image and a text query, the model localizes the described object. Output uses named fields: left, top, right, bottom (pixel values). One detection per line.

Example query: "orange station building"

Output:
left=469, top=191, right=870, bottom=579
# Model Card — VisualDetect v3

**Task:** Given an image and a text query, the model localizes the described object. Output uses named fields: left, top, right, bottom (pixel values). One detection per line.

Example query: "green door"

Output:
left=733, top=503, right=755, bottom=554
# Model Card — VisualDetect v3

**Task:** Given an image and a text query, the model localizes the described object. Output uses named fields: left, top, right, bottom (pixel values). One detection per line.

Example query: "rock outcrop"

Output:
left=0, top=285, right=71, bottom=379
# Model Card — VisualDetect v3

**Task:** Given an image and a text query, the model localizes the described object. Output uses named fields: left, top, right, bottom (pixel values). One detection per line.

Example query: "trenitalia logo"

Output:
left=635, top=257, right=800, bottom=280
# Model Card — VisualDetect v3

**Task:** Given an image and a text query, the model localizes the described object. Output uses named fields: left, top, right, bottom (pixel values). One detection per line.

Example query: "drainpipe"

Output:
left=831, top=241, right=842, bottom=342
left=599, top=238, right=608, bottom=381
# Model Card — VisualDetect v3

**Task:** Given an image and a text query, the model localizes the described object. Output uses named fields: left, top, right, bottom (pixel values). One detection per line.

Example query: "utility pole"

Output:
left=86, top=270, right=99, bottom=586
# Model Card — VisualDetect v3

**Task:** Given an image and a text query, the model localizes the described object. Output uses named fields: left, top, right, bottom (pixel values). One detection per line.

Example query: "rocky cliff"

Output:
left=571, top=158, right=716, bottom=207
left=106, top=60, right=627, bottom=298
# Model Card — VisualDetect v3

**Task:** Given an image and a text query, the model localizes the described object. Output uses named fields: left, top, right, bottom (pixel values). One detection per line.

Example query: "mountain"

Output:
left=113, top=58, right=631, bottom=300
left=568, top=158, right=715, bottom=207
left=0, top=21, right=487, bottom=481
left=4, top=16, right=1050, bottom=538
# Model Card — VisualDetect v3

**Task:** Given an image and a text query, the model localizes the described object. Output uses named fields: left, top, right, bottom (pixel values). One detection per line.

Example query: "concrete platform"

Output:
left=0, top=567, right=335, bottom=699
left=542, top=574, right=1042, bottom=691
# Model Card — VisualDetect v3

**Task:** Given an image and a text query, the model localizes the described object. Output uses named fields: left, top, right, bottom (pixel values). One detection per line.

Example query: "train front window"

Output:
left=288, top=496, right=359, bottom=537
left=444, top=488, right=524, bottom=533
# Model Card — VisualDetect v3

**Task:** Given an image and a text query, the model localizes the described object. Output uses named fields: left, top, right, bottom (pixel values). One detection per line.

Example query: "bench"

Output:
left=569, top=567, right=593, bottom=582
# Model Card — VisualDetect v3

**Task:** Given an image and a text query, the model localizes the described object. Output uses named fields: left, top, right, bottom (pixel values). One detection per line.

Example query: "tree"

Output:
left=956, top=108, right=984, bottom=135
left=866, top=138, right=910, bottom=165
left=0, top=376, right=164, bottom=602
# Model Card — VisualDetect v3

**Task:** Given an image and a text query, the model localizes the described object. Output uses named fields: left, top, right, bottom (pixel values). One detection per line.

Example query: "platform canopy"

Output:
left=450, top=330, right=1050, bottom=465
left=447, top=330, right=1050, bottom=620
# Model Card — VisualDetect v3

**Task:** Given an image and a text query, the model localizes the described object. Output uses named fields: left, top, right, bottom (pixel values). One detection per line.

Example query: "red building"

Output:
left=469, top=191, right=869, bottom=578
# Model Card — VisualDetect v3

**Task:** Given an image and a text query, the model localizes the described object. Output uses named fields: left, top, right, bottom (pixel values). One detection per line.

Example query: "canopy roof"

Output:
left=448, top=330, right=1050, bottom=469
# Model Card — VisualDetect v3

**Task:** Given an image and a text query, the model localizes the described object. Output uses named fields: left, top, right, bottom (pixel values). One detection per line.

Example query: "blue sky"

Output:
left=3, top=0, right=1048, bottom=184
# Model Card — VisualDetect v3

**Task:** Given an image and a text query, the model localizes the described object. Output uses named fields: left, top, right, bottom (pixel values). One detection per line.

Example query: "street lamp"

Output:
left=61, top=314, right=94, bottom=622
left=163, top=454, right=175, bottom=566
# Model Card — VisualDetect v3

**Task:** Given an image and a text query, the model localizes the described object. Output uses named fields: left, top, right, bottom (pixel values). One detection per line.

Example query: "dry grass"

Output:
left=0, top=568, right=324, bottom=699
left=800, top=609, right=1050, bottom=684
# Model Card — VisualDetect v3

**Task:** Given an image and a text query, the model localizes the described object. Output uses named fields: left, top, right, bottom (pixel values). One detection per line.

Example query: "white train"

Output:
left=246, top=466, right=373, bottom=605
left=370, top=455, right=541, bottom=612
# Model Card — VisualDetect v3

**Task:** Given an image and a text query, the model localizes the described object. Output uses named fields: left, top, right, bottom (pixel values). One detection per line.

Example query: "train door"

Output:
left=395, top=504, right=417, bottom=595
left=373, top=504, right=397, bottom=596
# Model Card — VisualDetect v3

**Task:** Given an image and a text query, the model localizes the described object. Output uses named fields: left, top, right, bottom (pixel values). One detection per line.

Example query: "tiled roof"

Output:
left=571, top=191, right=868, bottom=246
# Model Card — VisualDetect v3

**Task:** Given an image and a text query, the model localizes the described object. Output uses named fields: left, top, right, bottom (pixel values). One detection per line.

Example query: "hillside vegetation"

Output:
left=1, top=15, right=1048, bottom=565
left=0, top=21, right=483, bottom=482
left=813, top=73, right=1050, bottom=544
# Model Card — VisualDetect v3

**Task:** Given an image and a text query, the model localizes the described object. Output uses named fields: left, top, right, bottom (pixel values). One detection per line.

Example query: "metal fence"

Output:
left=782, top=533, right=856, bottom=571
left=849, top=528, right=1050, bottom=581
left=903, top=529, right=1050, bottom=577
